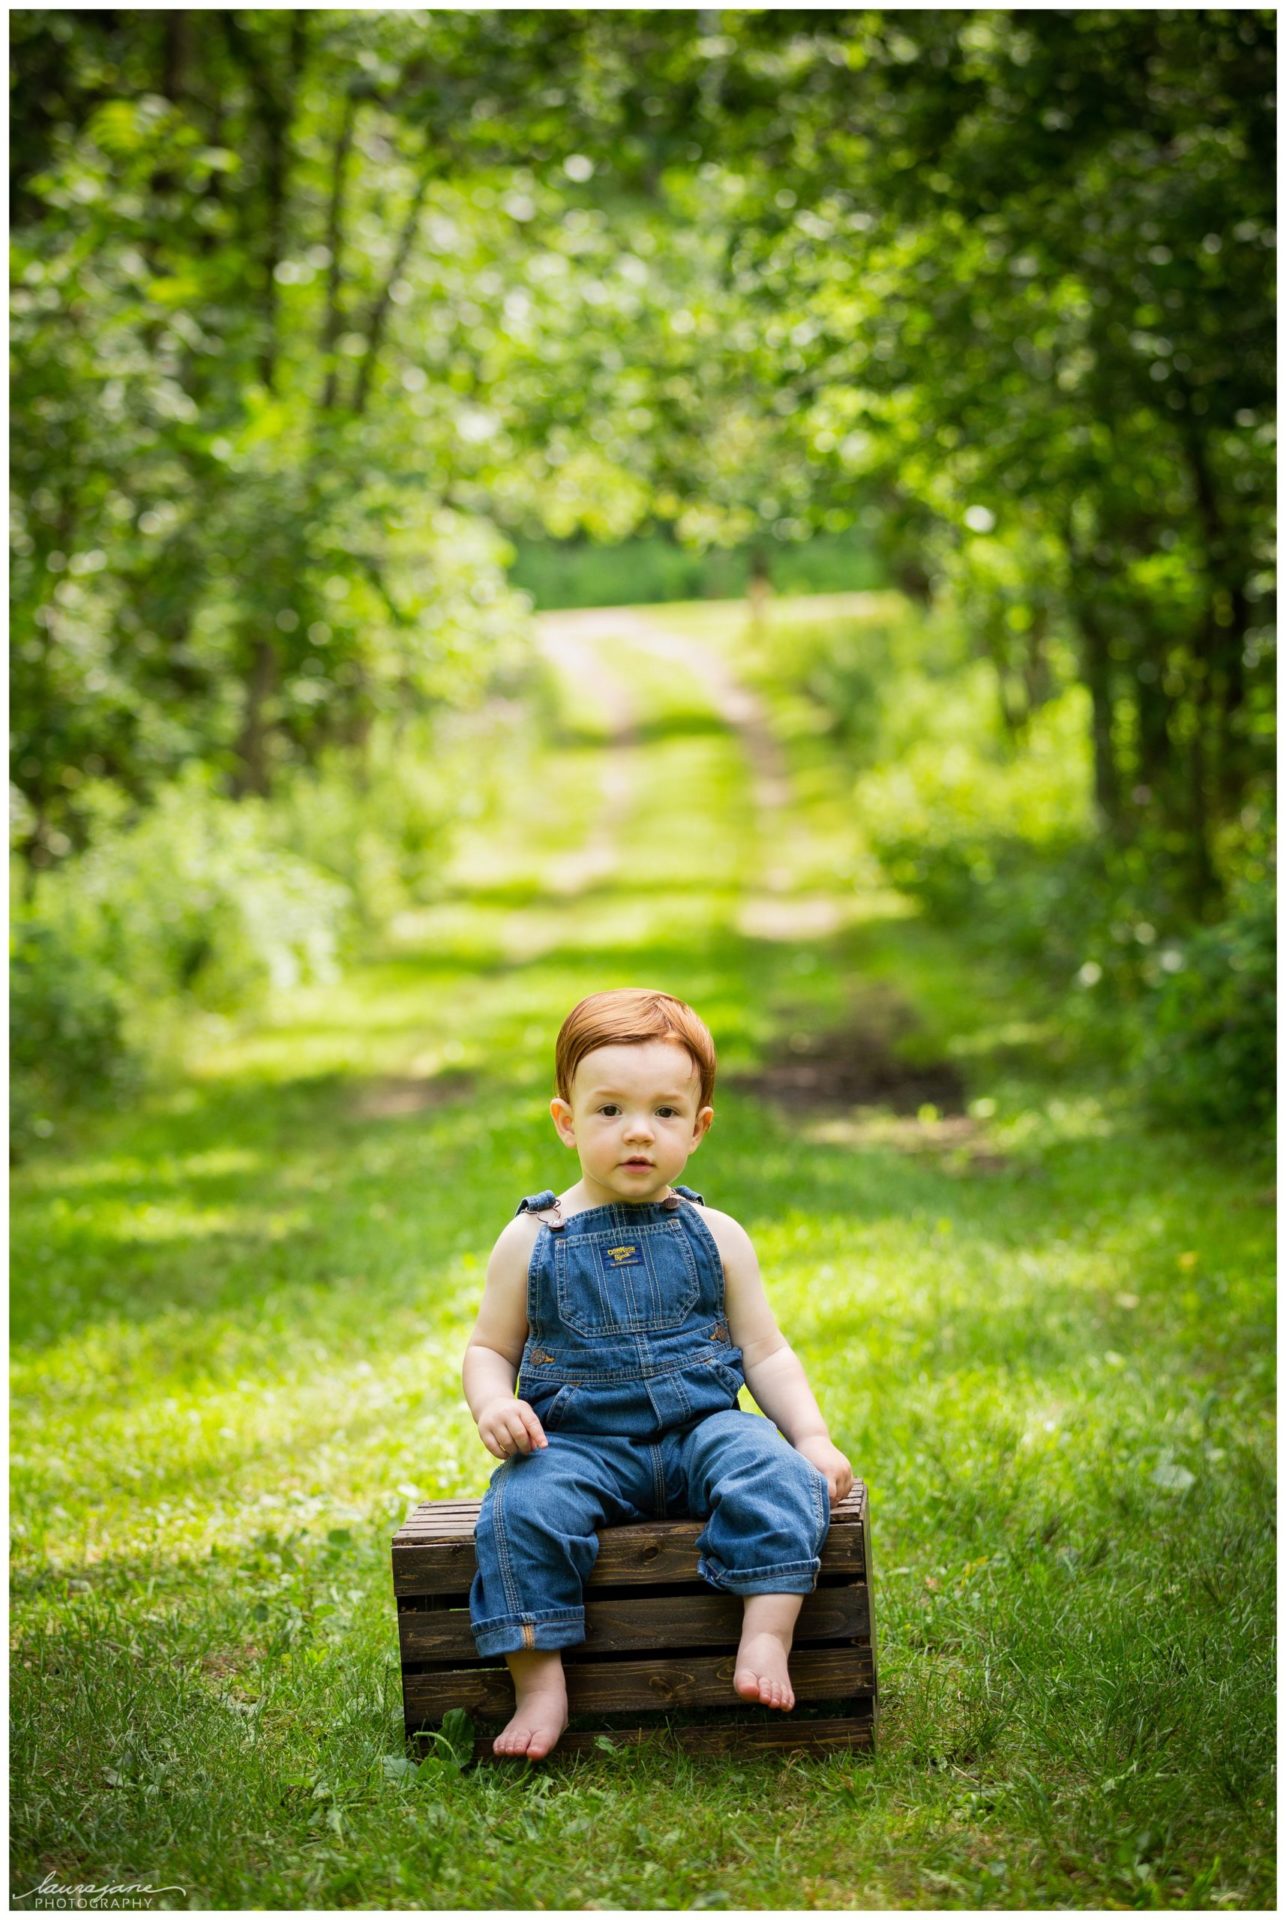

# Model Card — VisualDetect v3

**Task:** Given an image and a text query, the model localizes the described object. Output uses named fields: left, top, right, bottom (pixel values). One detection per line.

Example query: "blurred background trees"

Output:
left=9, top=8, right=1276, bottom=1145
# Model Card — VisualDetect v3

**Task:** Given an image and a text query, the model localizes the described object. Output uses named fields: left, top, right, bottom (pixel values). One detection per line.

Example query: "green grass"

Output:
left=508, top=530, right=886, bottom=610
left=11, top=597, right=1275, bottom=1909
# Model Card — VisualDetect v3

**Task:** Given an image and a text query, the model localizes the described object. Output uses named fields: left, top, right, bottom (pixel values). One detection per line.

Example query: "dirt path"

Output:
left=609, top=617, right=794, bottom=867
left=535, top=600, right=793, bottom=877
left=533, top=601, right=852, bottom=940
left=533, top=608, right=645, bottom=896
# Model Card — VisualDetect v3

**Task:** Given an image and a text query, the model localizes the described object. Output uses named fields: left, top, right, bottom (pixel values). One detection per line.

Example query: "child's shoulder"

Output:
left=489, top=1204, right=547, bottom=1262
left=687, top=1199, right=755, bottom=1254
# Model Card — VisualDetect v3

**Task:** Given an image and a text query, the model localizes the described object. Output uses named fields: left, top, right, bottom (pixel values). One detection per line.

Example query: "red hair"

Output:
left=555, top=989, right=716, bottom=1110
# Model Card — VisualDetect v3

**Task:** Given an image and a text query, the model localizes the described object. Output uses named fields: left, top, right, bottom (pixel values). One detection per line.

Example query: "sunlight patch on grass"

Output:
left=10, top=592, right=1274, bottom=1909
left=20, top=1146, right=268, bottom=1193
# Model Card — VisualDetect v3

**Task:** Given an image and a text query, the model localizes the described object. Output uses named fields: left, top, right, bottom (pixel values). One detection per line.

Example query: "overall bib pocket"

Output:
left=554, top=1221, right=701, bottom=1336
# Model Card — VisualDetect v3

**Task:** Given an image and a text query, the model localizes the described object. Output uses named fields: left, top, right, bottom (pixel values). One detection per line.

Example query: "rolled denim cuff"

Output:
left=471, top=1605, right=586, bottom=1658
left=697, top=1553, right=821, bottom=1595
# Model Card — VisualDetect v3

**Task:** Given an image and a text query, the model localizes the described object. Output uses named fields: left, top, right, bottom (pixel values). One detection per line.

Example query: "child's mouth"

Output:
left=621, top=1159, right=654, bottom=1170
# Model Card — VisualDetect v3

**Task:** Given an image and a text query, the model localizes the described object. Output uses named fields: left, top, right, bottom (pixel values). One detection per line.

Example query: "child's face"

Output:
left=550, top=1039, right=713, bottom=1204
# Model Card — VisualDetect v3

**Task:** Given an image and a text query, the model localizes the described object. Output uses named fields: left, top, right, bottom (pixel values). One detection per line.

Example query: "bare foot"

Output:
left=493, top=1648, right=569, bottom=1761
left=733, top=1592, right=803, bottom=1711
left=733, top=1628, right=796, bottom=1710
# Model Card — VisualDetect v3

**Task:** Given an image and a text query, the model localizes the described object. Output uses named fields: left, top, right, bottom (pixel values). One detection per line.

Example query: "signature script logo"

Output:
left=15, top=1870, right=188, bottom=1910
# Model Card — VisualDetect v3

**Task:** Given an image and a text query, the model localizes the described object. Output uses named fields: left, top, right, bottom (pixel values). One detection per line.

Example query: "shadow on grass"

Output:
left=16, top=908, right=1263, bottom=1392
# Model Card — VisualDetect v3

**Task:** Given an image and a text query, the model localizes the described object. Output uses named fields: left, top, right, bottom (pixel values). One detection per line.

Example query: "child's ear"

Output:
left=550, top=1097, right=576, bottom=1147
left=691, top=1105, right=714, bottom=1146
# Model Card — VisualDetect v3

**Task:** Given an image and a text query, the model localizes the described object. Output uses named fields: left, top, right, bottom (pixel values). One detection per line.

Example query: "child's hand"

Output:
left=794, top=1434, right=854, bottom=1506
left=477, top=1396, right=549, bottom=1460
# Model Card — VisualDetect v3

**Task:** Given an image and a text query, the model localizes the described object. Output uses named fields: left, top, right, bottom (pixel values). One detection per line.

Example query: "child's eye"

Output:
left=599, top=1104, right=619, bottom=1115
left=656, top=1107, right=678, bottom=1118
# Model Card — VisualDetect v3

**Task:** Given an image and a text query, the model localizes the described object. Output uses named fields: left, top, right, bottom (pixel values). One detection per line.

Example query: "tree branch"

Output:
left=319, top=85, right=359, bottom=411
left=350, top=162, right=433, bottom=417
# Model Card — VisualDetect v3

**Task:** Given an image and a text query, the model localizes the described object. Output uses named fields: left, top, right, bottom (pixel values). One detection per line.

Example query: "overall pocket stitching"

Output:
left=554, top=1222, right=701, bottom=1334
left=704, top=1358, right=744, bottom=1396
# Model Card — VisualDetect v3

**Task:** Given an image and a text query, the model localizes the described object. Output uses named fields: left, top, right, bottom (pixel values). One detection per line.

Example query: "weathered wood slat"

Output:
left=393, top=1485, right=866, bottom=1540
left=860, top=1489, right=880, bottom=1722
left=392, top=1532, right=866, bottom=1595
left=393, top=1512, right=867, bottom=1544
left=392, top=1541, right=479, bottom=1596
left=465, top=1708, right=875, bottom=1765
left=393, top=1484, right=877, bottom=1758
left=399, top=1582, right=871, bottom=1662
left=391, top=1494, right=868, bottom=1596
left=403, top=1645, right=874, bottom=1719
left=392, top=1512, right=865, bottom=1546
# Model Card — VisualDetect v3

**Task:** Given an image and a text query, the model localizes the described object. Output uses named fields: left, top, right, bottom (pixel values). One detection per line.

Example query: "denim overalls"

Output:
left=468, top=1185, right=832, bottom=1658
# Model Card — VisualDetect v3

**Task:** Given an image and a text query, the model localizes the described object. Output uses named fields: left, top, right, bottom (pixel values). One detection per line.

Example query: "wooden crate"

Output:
left=392, top=1483, right=877, bottom=1764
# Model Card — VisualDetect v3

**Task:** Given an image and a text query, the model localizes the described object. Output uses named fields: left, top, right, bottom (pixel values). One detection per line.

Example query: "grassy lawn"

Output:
left=11, top=598, right=1275, bottom=1910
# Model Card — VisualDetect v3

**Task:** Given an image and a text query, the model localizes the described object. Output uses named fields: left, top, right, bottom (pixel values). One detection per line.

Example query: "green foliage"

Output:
left=752, top=597, right=1095, bottom=914
left=866, top=726, right=1093, bottom=925
left=743, top=591, right=1274, bottom=1134
left=511, top=534, right=725, bottom=610
left=9, top=600, right=1274, bottom=1903
left=9, top=922, right=135, bottom=1151
left=707, top=11, right=1275, bottom=897
left=9, top=9, right=1273, bottom=946
left=11, top=773, right=353, bottom=1151
left=1134, top=876, right=1276, bottom=1133
left=10, top=12, right=533, bottom=864
left=58, top=773, right=352, bottom=1011
left=263, top=706, right=523, bottom=930
left=509, top=530, right=885, bottom=611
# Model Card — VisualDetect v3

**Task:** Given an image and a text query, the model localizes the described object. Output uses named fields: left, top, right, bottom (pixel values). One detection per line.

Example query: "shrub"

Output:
left=1132, top=877, right=1276, bottom=1134
left=10, top=921, right=134, bottom=1153
left=860, top=684, right=1095, bottom=924
left=11, top=771, right=354, bottom=1153
left=49, top=771, right=352, bottom=1010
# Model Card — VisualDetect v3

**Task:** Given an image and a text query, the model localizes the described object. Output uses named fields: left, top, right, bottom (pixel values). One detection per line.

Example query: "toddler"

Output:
left=461, top=988, right=853, bottom=1761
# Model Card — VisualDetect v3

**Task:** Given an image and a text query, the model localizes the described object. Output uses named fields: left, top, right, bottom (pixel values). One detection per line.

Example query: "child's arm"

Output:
left=707, top=1208, right=854, bottom=1503
left=462, top=1219, right=550, bottom=1459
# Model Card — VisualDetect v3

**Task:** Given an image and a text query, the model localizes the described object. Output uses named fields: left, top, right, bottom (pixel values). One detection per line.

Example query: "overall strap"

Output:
left=515, top=1190, right=558, bottom=1216
left=673, top=1183, right=706, bottom=1205
left=515, top=1189, right=564, bottom=1230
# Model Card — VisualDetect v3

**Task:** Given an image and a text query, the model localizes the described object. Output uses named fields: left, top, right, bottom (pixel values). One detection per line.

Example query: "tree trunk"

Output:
left=891, top=553, right=933, bottom=606
left=162, top=9, right=188, bottom=102
left=1021, top=605, right=1053, bottom=712
left=747, top=538, right=771, bottom=634
left=1133, top=657, right=1174, bottom=799
left=221, top=13, right=306, bottom=394
left=1072, top=594, right=1121, bottom=830
left=982, top=624, right=1025, bottom=741
left=1177, top=400, right=1253, bottom=820
left=1214, top=580, right=1250, bottom=813
left=319, top=87, right=358, bottom=411
left=231, top=634, right=278, bottom=798
left=150, top=10, right=189, bottom=194
left=1182, top=650, right=1222, bottom=917
left=351, top=164, right=433, bottom=417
